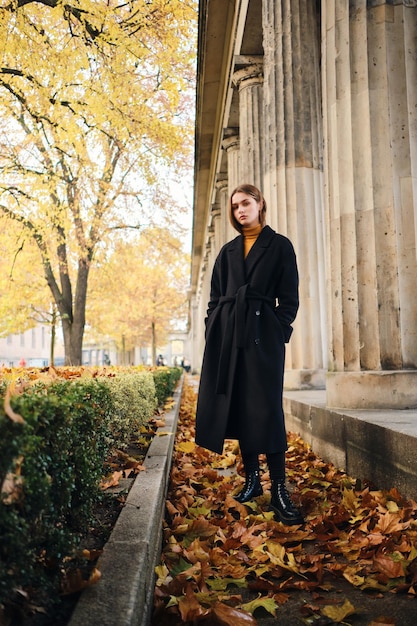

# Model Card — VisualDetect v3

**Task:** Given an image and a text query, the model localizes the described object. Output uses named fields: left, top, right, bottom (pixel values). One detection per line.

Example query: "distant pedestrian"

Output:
left=195, top=183, right=303, bottom=525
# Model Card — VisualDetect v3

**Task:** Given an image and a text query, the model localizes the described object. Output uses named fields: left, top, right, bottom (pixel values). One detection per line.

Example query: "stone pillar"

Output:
left=210, top=203, right=222, bottom=263
left=262, top=0, right=326, bottom=389
left=232, top=63, right=264, bottom=188
left=322, top=1, right=417, bottom=408
left=214, top=177, right=230, bottom=245
left=222, top=133, right=240, bottom=241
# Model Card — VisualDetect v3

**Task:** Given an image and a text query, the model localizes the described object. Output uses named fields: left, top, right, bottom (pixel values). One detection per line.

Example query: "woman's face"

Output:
left=231, top=192, right=261, bottom=229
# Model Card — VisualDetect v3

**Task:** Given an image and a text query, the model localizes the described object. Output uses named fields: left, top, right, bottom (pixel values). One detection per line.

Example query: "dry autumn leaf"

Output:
left=211, top=601, right=257, bottom=625
left=4, top=385, right=25, bottom=424
left=241, top=595, right=279, bottom=616
left=100, top=470, right=124, bottom=490
left=61, top=567, right=101, bottom=596
left=321, top=598, right=357, bottom=622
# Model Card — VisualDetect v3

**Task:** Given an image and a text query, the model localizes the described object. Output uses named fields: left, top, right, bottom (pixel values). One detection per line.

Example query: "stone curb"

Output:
left=68, top=376, right=184, bottom=626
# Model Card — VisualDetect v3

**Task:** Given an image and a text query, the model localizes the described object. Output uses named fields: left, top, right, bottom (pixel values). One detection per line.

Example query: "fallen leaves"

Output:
left=152, top=380, right=417, bottom=625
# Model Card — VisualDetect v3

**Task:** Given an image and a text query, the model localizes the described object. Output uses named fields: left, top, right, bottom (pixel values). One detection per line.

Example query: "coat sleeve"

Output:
left=205, top=253, right=222, bottom=328
left=274, top=238, right=299, bottom=339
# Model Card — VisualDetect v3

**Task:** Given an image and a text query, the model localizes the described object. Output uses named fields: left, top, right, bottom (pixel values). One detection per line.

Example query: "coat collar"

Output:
left=229, top=221, right=275, bottom=266
left=228, top=225, right=275, bottom=279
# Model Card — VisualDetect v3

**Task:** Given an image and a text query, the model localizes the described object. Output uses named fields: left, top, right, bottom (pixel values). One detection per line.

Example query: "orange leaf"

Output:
left=211, top=601, right=257, bottom=625
left=62, top=567, right=101, bottom=595
left=373, top=553, right=405, bottom=579
left=100, top=470, right=123, bottom=490
left=178, top=583, right=207, bottom=621
left=375, top=511, right=410, bottom=534
left=4, top=386, right=25, bottom=424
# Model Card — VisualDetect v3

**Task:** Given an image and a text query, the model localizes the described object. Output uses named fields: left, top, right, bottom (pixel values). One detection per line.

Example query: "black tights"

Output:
left=241, top=450, right=286, bottom=482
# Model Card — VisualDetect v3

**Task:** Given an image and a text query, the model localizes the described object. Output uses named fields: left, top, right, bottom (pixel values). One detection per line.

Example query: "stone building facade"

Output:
left=191, top=0, right=417, bottom=413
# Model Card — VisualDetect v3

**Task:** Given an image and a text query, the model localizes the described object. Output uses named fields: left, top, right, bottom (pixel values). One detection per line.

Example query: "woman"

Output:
left=195, top=184, right=303, bottom=525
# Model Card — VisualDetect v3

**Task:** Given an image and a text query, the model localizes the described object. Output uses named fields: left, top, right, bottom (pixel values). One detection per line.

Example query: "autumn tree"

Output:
left=87, top=227, right=190, bottom=365
left=0, top=0, right=196, bottom=364
left=0, top=219, right=53, bottom=334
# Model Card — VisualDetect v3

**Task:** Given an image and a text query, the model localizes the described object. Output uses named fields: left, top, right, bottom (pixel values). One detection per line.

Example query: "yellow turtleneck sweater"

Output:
left=243, top=223, right=262, bottom=258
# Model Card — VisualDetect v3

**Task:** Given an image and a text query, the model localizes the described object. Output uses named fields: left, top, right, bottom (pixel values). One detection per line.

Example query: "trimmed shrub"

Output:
left=0, top=365, right=180, bottom=609
left=101, top=370, right=157, bottom=448
left=152, top=366, right=182, bottom=406
left=0, top=379, right=113, bottom=605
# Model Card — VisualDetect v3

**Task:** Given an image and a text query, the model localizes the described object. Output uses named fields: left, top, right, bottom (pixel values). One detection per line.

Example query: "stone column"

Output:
left=322, top=0, right=417, bottom=408
left=209, top=203, right=222, bottom=263
left=222, top=133, right=240, bottom=241
left=214, top=176, right=230, bottom=245
left=262, top=0, right=326, bottom=389
left=232, top=62, right=264, bottom=188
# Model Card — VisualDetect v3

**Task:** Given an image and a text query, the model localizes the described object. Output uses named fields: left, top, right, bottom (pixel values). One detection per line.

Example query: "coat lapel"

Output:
left=245, top=225, right=275, bottom=278
left=227, top=235, right=246, bottom=286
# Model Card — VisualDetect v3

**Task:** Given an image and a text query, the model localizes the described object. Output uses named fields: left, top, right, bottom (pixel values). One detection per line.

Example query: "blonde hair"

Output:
left=229, top=184, right=267, bottom=233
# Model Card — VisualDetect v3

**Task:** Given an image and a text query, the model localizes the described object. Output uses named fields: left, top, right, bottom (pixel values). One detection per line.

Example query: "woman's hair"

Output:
left=228, top=183, right=267, bottom=233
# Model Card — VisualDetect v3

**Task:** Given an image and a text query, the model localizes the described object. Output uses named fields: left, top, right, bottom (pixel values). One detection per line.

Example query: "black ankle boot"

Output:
left=270, top=481, right=304, bottom=525
left=234, top=471, right=263, bottom=503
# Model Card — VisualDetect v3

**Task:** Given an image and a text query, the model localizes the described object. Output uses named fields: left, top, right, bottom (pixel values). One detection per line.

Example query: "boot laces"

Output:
left=277, top=483, right=295, bottom=509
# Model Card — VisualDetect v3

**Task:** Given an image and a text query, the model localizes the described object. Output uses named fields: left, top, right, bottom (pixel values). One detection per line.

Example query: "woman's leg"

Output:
left=234, top=450, right=263, bottom=503
left=267, top=452, right=304, bottom=525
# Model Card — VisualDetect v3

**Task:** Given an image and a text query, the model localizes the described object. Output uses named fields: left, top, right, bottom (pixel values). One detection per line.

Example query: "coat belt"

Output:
left=215, top=285, right=275, bottom=394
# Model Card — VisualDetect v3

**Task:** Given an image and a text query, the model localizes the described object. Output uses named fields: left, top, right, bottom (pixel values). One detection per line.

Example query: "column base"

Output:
left=284, top=368, right=326, bottom=391
left=326, top=370, right=417, bottom=409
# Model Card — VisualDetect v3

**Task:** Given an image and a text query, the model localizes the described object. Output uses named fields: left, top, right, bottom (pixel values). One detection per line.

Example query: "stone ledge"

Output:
left=68, top=376, right=184, bottom=626
left=284, top=389, right=417, bottom=500
left=326, top=370, right=417, bottom=409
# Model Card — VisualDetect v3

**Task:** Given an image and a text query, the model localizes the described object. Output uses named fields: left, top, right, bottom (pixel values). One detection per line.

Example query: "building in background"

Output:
left=191, top=0, right=417, bottom=411
left=0, top=324, right=65, bottom=367
left=1, top=327, right=190, bottom=369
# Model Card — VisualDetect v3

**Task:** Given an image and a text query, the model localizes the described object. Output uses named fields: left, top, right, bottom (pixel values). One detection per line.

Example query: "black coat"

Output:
left=195, top=225, right=299, bottom=455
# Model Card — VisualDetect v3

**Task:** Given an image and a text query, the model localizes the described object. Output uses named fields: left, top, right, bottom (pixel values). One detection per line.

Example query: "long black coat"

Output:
left=195, top=225, right=299, bottom=455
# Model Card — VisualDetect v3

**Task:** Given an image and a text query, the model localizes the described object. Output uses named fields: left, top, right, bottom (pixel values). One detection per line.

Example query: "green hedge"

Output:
left=102, top=370, right=157, bottom=447
left=151, top=366, right=182, bottom=406
left=0, top=366, right=181, bottom=609
left=0, top=379, right=114, bottom=605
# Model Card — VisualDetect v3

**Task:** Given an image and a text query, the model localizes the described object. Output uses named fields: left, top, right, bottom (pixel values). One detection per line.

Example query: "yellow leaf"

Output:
left=206, top=577, right=247, bottom=591
left=386, top=500, right=399, bottom=513
left=322, top=599, right=357, bottom=622
left=154, top=564, right=171, bottom=586
left=343, top=566, right=365, bottom=587
left=241, top=595, right=279, bottom=616
left=177, top=441, right=196, bottom=453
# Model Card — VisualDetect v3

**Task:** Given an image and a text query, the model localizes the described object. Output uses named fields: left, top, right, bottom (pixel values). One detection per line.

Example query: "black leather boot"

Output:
left=270, top=480, right=304, bottom=525
left=234, top=471, right=263, bottom=503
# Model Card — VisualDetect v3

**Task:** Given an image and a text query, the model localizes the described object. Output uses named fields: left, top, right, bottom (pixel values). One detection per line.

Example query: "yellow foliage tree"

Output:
left=86, top=227, right=190, bottom=365
left=0, top=219, right=52, bottom=335
left=0, top=0, right=196, bottom=364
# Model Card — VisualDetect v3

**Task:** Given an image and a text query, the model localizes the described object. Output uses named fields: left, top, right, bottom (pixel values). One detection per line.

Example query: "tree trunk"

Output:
left=61, top=318, right=84, bottom=365
left=50, top=307, right=57, bottom=366
left=59, top=259, right=89, bottom=366
left=151, top=321, right=157, bottom=366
